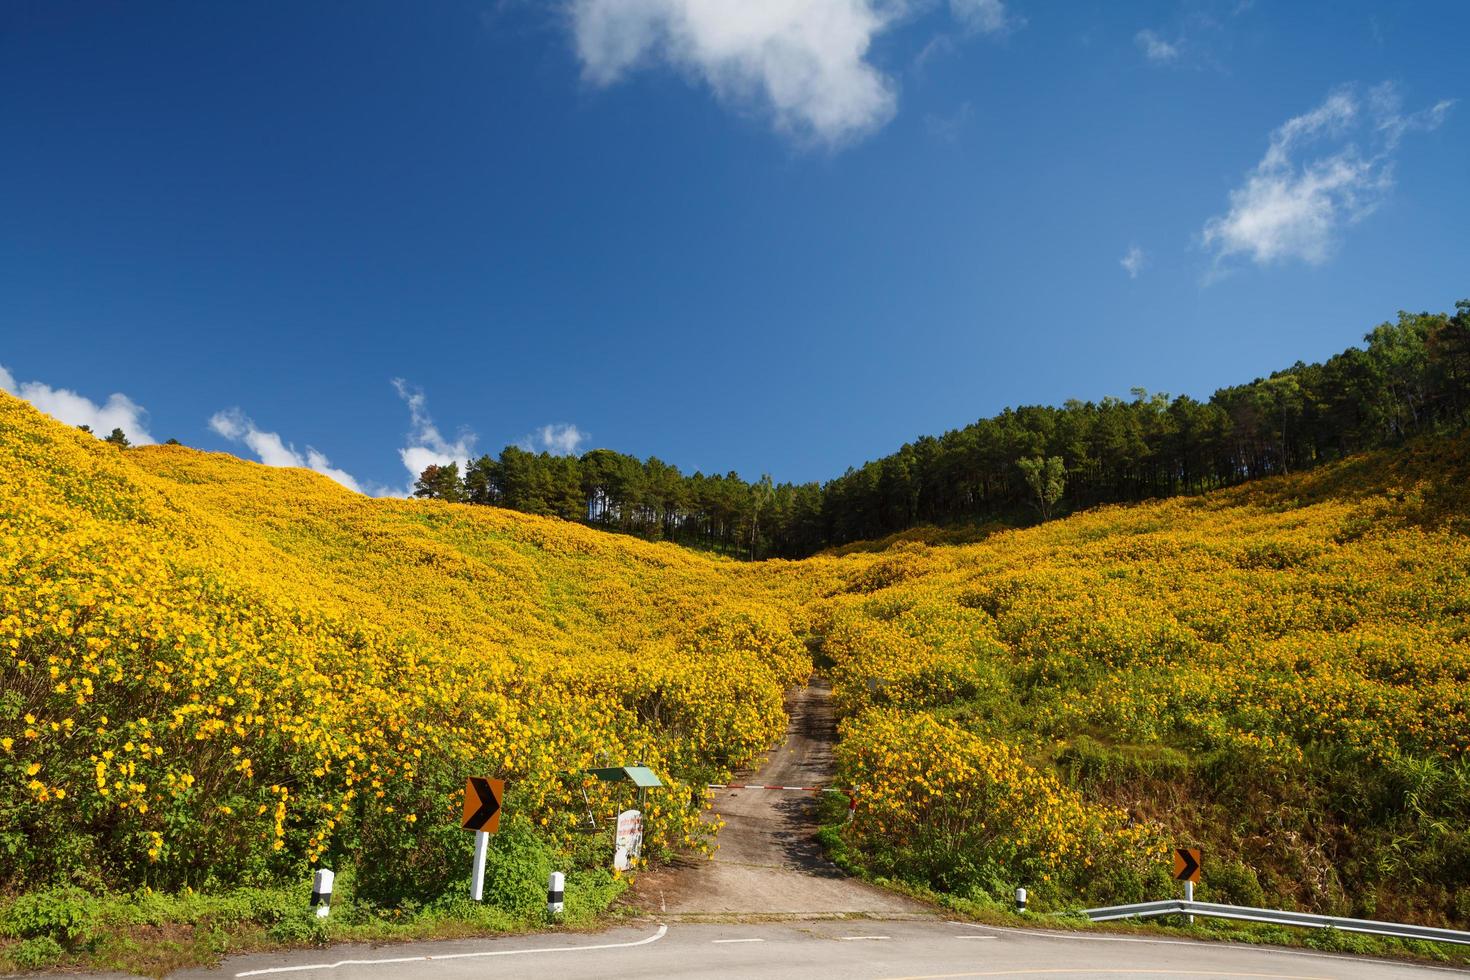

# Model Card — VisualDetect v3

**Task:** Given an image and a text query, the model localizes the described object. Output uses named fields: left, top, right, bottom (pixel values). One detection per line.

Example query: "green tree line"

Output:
left=416, top=301, right=1470, bottom=558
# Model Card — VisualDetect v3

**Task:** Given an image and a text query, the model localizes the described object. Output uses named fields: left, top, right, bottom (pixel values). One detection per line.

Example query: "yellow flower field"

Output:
left=810, top=437, right=1470, bottom=922
left=0, top=392, right=808, bottom=897
left=3, top=390, right=1468, bottom=927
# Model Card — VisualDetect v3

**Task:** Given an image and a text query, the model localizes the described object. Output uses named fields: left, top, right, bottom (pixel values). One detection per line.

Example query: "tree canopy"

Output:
left=414, top=301, right=1470, bottom=558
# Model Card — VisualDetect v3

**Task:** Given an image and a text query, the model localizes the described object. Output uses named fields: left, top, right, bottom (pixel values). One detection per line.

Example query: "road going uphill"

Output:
left=631, top=679, right=926, bottom=918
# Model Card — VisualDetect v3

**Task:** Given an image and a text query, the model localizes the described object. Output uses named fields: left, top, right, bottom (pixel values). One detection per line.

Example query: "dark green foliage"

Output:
left=419, top=300, right=1470, bottom=559
left=413, top=462, right=465, bottom=502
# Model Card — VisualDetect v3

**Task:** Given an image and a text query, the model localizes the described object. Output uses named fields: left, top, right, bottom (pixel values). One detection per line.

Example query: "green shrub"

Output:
left=480, top=820, right=555, bottom=920
left=10, top=935, right=65, bottom=969
left=0, top=887, right=98, bottom=946
left=1201, top=860, right=1266, bottom=907
left=265, top=911, right=329, bottom=946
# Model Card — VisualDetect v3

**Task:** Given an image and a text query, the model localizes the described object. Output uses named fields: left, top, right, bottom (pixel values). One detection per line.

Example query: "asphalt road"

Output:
left=177, top=917, right=1466, bottom=980
left=167, top=683, right=1466, bottom=978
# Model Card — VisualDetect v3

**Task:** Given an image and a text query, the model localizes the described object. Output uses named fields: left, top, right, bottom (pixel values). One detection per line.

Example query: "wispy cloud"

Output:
left=520, top=423, right=589, bottom=456
left=924, top=100, right=973, bottom=142
left=1134, top=29, right=1180, bottom=63
left=571, top=0, right=1016, bottom=147
left=1120, top=245, right=1147, bottom=279
left=0, top=364, right=155, bottom=444
left=949, top=0, right=1020, bottom=36
left=1201, top=83, right=1453, bottom=272
left=208, top=407, right=363, bottom=492
left=392, top=379, right=476, bottom=492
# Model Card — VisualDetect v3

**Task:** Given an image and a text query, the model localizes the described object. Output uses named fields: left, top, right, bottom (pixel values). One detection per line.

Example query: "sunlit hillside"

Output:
left=0, top=392, right=809, bottom=901
left=4, top=389, right=1469, bottom=930
left=810, top=435, right=1470, bottom=926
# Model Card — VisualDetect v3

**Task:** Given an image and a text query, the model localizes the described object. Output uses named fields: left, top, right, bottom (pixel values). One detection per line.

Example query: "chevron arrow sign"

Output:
left=462, top=776, right=504, bottom=833
left=1173, top=847, right=1201, bottom=883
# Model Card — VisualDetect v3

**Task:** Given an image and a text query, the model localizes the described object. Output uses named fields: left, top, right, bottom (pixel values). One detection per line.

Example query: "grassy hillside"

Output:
left=4, top=390, right=1470, bottom=962
left=0, top=392, right=808, bottom=908
left=811, top=436, right=1470, bottom=926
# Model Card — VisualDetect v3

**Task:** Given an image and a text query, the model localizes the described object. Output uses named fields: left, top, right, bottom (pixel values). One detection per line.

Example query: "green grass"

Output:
left=0, top=866, right=627, bottom=976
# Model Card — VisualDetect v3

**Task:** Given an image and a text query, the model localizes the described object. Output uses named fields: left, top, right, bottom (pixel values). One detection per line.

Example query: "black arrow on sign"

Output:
left=1175, top=848, right=1200, bottom=882
left=465, top=777, right=501, bottom=831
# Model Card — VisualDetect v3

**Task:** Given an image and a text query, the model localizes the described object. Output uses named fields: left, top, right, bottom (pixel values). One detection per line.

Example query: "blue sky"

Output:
left=2, top=1, right=1467, bottom=494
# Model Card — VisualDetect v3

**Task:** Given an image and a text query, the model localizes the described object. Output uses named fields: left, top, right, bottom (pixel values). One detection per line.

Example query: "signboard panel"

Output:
left=613, top=808, right=643, bottom=871
left=1173, top=847, right=1202, bottom=883
left=462, top=777, right=504, bottom=833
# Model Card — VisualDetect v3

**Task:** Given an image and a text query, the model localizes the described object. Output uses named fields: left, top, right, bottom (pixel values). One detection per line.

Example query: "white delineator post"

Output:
left=1015, top=887, right=1027, bottom=913
left=311, top=869, right=334, bottom=918
left=471, top=830, right=489, bottom=901
left=547, top=871, right=565, bottom=917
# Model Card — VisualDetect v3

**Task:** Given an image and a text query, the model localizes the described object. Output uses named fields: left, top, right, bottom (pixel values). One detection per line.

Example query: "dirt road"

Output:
left=633, top=680, right=926, bottom=919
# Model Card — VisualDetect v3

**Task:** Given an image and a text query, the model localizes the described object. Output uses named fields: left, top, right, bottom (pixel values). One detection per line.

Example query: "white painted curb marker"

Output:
left=310, top=869, right=334, bottom=918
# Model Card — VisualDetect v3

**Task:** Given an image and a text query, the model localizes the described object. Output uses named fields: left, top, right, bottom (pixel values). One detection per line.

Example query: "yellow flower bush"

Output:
left=810, top=436, right=1470, bottom=919
left=3, top=389, right=1468, bottom=923
left=838, top=708, right=1161, bottom=899
left=0, top=393, right=807, bottom=898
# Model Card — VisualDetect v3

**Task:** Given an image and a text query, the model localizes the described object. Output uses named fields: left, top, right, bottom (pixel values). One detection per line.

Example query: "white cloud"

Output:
left=572, top=0, right=899, bottom=146
left=392, top=379, right=476, bottom=492
left=571, top=0, right=1016, bottom=147
left=1134, top=29, right=1180, bottom=63
left=522, top=423, right=589, bottom=456
left=1201, top=83, right=1453, bottom=270
left=208, top=407, right=363, bottom=493
left=1120, top=245, right=1146, bottom=279
left=0, top=364, right=155, bottom=444
left=949, top=0, right=1017, bottom=36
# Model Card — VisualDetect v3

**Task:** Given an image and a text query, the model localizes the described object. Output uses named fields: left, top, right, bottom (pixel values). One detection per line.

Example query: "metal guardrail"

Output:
left=1080, top=899, right=1470, bottom=947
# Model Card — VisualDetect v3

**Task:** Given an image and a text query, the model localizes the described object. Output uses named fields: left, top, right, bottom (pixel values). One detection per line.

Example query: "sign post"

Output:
left=462, top=776, right=505, bottom=901
left=1173, top=847, right=1201, bottom=924
left=471, top=828, right=489, bottom=901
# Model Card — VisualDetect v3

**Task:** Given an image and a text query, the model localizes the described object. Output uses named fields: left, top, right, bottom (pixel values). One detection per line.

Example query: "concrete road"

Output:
left=180, top=917, right=1466, bottom=980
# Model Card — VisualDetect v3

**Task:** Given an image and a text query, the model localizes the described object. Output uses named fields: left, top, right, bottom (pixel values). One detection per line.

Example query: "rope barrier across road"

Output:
left=706, top=784, right=852, bottom=792
left=705, top=783, right=858, bottom=821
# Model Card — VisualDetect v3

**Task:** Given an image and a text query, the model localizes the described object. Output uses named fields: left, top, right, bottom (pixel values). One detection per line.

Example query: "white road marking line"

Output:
left=840, top=935, right=891, bottom=940
left=712, top=938, right=765, bottom=944
left=946, top=921, right=1470, bottom=975
left=233, top=923, right=669, bottom=976
left=953, top=935, right=996, bottom=939
left=881, top=971, right=1333, bottom=979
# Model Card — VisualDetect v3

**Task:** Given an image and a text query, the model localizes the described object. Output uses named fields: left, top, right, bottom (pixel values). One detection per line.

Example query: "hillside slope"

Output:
left=4, top=390, right=1469, bottom=931
left=808, top=436, right=1470, bottom=926
left=0, top=392, right=808, bottom=900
